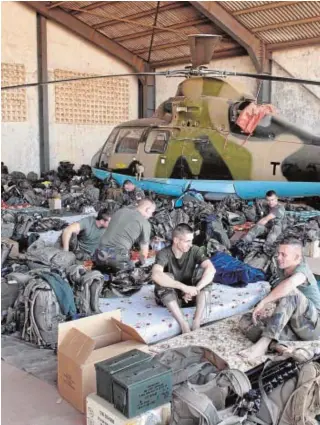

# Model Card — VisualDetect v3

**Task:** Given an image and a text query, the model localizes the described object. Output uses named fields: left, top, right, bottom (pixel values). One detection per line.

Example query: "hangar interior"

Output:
left=1, top=2, right=320, bottom=425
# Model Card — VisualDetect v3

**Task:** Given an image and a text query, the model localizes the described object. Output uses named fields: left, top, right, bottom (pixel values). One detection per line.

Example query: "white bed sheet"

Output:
left=99, top=282, right=270, bottom=344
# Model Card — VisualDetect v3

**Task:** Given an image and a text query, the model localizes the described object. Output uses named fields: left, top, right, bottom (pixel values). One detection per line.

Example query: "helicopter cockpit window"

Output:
left=145, top=130, right=169, bottom=154
left=115, top=128, right=145, bottom=154
left=99, top=128, right=119, bottom=169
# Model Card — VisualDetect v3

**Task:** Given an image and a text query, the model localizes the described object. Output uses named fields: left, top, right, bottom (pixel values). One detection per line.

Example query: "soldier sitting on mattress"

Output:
left=151, top=223, right=216, bottom=334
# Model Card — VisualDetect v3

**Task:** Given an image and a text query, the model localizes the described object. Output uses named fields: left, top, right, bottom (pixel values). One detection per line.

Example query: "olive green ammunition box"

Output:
left=112, top=358, right=172, bottom=418
left=95, top=349, right=152, bottom=403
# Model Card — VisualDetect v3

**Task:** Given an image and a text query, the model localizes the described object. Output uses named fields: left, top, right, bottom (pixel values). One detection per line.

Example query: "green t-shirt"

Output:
left=78, top=216, right=106, bottom=254
left=155, top=245, right=208, bottom=286
left=99, top=207, right=151, bottom=257
left=279, top=261, right=320, bottom=311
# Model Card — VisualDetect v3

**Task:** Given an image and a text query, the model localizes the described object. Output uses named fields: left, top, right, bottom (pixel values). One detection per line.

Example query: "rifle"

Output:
left=232, top=354, right=320, bottom=417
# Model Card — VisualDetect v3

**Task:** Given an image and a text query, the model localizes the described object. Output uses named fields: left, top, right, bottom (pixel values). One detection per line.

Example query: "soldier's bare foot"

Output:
left=269, top=341, right=291, bottom=356
left=180, top=321, right=191, bottom=334
left=239, top=336, right=272, bottom=360
left=192, top=319, right=201, bottom=331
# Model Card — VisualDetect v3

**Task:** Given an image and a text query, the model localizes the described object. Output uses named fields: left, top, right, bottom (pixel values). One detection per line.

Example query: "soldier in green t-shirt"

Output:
left=242, top=190, right=286, bottom=245
left=60, top=208, right=112, bottom=259
left=239, top=238, right=320, bottom=360
left=152, top=224, right=216, bottom=334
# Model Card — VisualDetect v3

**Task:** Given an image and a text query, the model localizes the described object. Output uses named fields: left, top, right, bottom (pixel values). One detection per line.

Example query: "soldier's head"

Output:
left=277, top=238, right=303, bottom=269
left=123, top=180, right=135, bottom=192
left=136, top=198, right=156, bottom=219
left=96, top=208, right=112, bottom=228
left=266, top=190, right=278, bottom=208
left=172, top=223, right=194, bottom=253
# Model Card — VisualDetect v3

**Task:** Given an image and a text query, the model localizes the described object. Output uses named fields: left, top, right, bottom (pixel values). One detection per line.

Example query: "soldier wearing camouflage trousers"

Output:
left=242, top=190, right=286, bottom=245
left=239, top=238, right=320, bottom=360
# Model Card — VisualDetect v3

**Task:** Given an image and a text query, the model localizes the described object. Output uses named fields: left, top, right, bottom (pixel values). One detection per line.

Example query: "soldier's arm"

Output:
left=258, top=272, right=306, bottom=307
left=196, top=260, right=216, bottom=291
left=139, top=243, right=149, bottom=264
left=61, top=222, right=81, bottom=251
left=151, top=264, right=197, bottom=297
left=152, top=264, right=182, bottom=289
left=258, top=213, right=276, bottom=226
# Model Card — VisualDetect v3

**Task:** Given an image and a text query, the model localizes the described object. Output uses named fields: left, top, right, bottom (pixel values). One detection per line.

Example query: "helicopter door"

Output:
left=107, top=127, right=145, bottom=173
left=137, top=129, right=170, bottom=178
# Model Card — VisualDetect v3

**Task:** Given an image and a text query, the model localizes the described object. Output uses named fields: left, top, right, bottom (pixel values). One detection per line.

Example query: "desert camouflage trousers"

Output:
left=242, top=222, right=283, bottom=245
left=240, top=289, right=320, bottom=342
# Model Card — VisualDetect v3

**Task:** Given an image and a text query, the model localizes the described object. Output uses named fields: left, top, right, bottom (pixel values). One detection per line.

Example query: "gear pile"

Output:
left=1, top=160, right=319, bottom=349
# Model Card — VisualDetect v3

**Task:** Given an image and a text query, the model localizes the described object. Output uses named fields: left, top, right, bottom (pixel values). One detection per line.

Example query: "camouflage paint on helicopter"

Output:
left=93, top=77, right=320, bottom=183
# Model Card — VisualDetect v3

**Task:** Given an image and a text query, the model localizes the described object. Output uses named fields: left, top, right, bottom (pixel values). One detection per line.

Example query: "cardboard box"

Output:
left=57, top=310, right=149, bottom=413
left=303, top=241, right=320, bottom=258
left=86, top=393, right=171, bottom=425
left=49, top=197, right=62, bottom=210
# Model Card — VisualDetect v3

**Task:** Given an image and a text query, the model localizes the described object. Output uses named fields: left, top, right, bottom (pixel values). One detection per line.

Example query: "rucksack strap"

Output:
left=173, top=384, right=220, bottom=425
left=278, top=362, right=320, bottom=425
left=215, top=369, right=252, bottom=397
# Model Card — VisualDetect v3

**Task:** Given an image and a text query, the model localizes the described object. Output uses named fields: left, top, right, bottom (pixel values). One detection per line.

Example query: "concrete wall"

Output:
left=1, top=2, right=39, bottom=174
left=46, top=21, right=138, bottom=170
left=271, top=46, right=320, bottom=134
left=1, top=2, right=139, bottom=174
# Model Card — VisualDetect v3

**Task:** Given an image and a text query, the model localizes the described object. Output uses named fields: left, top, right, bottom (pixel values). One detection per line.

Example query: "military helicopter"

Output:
left=90, top=35, right=320, bottom=199
left=3, top=35, right=320, bottom=199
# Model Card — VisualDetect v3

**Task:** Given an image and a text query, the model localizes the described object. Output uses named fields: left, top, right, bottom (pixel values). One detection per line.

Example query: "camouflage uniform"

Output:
left=122, top=187, right=145, bottom=206
left=240, top=289, right=320, bottom=343
left=242, top=203, right=286, bottom=245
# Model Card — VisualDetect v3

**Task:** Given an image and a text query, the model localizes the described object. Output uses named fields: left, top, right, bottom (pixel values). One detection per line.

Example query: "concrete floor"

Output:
left=2, top=361, right=84, bottom=425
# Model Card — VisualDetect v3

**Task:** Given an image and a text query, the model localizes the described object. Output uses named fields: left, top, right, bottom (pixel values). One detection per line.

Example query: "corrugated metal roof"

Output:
left=46, top=1, right=320, bottom=67
left=237, top=3, right=320, bottom=29
left=221, top=2, right=272, bottom=13
left=218, top=1, right=320, bottom=45
left=259, top=22, right=320, bottom=43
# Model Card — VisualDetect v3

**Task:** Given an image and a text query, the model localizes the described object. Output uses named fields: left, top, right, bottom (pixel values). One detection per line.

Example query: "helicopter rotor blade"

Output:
left=203, top=69, right=320, bottom=86
left=1, top=71, right=167, bottom=91
left=2, top=68, right=320, bottom=90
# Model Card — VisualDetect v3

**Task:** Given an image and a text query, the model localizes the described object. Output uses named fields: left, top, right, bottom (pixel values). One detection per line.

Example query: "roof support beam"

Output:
left=233, top=1, right=298, bottom=16
left=93, top=2, right=187, bottom=30
left=70, top=2, right=108, bottom=16
left=151, top=47, right=247, bottom=68
left=139, top=75, right=156, bottom=118
left=134, top=39, right=236, bottom=55
left=47, top=2, right=65, bottom=9
left=266, top=36, right=320, bottom=51
left=115, top=18, right=211, bottom=42
left=25, top=2, right=148, bottom=73
left=190, top=1, right=262, bottom=71
left=37, top=13, right=50, bottom=173
left=252, top=16, right=320, bottom=33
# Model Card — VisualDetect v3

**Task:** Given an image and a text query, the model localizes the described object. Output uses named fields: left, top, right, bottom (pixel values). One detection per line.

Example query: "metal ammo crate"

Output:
left=112, top=357, right=172, bottom=418
left=95, top=349, right=152, bottom=403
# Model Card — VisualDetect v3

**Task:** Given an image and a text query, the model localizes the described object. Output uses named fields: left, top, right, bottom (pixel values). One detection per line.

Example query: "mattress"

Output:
left=99, top=282, right=270, bottom=344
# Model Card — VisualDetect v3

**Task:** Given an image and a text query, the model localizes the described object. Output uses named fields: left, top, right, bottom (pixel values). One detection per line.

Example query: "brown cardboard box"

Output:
left=57, top=310, right=149, bottom=413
